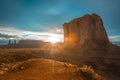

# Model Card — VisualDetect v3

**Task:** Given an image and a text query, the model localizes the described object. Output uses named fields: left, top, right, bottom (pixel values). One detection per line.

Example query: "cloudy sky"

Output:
left=0, top=0, right=120, bottom=44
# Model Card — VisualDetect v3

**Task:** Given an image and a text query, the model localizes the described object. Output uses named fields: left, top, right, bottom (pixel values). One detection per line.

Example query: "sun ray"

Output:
left=47, top=36, right=61, bottom=43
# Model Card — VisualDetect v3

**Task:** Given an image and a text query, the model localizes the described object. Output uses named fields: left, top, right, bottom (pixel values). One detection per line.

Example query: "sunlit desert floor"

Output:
left=0, top=47, right=119, bottom=80
left=0, top=58, right=79, bottom=80
left=0, top=58, right=105, bottom=80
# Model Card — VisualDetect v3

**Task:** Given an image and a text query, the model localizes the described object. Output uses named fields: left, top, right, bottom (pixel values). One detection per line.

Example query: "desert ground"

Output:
left=0, top=43, right=120, bottom=80
left=0, top=47, right=108, bottom=80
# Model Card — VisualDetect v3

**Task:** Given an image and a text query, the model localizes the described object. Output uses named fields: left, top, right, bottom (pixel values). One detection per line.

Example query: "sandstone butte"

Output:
left=63, top=13, right=110, bottom=48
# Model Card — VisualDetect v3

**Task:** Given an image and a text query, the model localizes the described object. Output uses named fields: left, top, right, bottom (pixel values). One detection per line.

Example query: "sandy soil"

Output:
left=0, top=58, right=80, bottom=80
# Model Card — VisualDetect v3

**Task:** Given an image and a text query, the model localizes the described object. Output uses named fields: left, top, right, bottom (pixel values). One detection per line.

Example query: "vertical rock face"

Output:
left=63, top=14, right=109, bottom=47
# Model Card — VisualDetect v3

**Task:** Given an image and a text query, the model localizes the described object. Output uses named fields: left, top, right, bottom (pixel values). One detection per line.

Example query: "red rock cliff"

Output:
left=63, top=14, right=109, bottom=47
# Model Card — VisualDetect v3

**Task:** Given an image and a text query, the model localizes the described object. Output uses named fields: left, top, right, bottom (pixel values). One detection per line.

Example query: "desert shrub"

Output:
left=78, top=65, right=94, bottom=79
left=0, top=59, right=33, bottom=75
left=77, top=65, right=106, bottom=80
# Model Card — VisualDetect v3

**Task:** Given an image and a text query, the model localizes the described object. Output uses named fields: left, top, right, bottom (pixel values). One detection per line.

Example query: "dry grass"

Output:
left=77, top=65, right=106, bottom=80
left=0, top=59, right=33, bottom=75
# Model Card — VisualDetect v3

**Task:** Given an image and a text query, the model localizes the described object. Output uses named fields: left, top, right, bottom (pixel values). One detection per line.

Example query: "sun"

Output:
left=47, top=36, right=60, bottom=43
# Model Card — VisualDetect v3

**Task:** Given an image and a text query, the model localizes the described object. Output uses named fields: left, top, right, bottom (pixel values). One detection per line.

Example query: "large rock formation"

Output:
left=63, top=13, right=110, bottom=48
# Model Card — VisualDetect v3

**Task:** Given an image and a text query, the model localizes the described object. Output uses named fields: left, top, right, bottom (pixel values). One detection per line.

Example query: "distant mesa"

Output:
left=2, top=40, right=46, bottom=48
left=18, top=40, right=45, bottom=48
left=63, top=13, right=110, bottom=48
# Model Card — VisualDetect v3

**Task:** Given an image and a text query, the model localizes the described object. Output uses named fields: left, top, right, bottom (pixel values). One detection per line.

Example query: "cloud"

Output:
left=1, top=27, right=120, bottom=44
left=108, top=35, right=120, bottom=42
left=0, top=27, right=63, bottom=42
left=0, top=33, right=18, bottom=40
left=46, top=27, right=63, bottom=34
